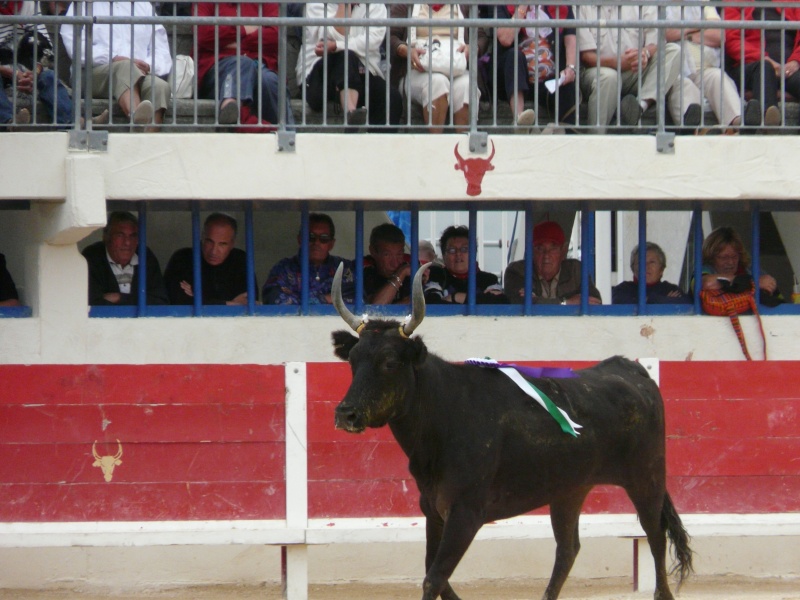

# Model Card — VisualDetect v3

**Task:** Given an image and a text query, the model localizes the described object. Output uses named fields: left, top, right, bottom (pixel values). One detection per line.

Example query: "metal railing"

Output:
left=3, top=1, right=800, bottom=133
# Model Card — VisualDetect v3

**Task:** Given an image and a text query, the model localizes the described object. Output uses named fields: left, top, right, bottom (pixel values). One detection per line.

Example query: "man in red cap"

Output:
left=503, top=220, right=602, bottom=305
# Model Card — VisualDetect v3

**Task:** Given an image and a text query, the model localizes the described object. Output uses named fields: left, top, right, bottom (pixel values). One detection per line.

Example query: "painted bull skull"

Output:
left=454, top=140, right=495, bottom=196
left=92, top=440, right=123, bottom=482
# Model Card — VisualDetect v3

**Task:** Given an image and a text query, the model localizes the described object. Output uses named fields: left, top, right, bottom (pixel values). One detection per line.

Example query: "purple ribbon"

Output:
left=498, top=363, right=577, bottom=379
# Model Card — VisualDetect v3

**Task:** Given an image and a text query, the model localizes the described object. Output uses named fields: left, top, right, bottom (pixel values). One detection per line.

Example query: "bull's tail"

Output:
left=662, top=492, right=694, bottom=590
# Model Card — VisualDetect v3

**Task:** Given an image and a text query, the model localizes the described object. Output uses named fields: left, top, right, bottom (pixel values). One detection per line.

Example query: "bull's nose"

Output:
left=334, top=404, right=363, bottom=433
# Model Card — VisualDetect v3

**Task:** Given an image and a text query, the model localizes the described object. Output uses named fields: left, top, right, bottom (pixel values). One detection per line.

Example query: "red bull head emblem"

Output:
left=454, top=141, right=495, bottom=196
left=92, top=440, right=123, bottom=482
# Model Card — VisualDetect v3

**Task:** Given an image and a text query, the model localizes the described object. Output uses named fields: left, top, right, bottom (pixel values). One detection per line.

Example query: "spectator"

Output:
left=364, top=223, right=412, bottom=304
left=576, top=3, right=699, bottom=133
left=612, top=242, right=691, bottom=305
left=195, top=2, right=295, bottom=130
left=723, top=0, right=799, bottom=129
left=61, top=1, right=172, bottom=131
left=426, top=226, right=508, bottom=304
left=0, top=252, right=20, bottom=306
left=262, top=213, right=356, bottom=304
left=480, top=4, right=577, bottom=131
left=298, top=3, right=402, bottom=130
left=503, top=220, right=602, bottom=305
left=701, top=225, right=783, bottom=305
left=390, top=3, right=483, bottom=133
left=666, top=0, right=761, bottom=133
left=419, top=239, right=442, bottom=266
left=0, top=1, right=109, bottom=127
left=164, top=213, right=253, bottom=306
left=82, top=211, right=169, bottom=306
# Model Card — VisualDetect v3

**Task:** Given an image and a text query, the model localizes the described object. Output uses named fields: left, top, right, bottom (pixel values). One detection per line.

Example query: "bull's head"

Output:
left=331, top=263, right=430, bottom=433
left=92, top=440, right=123, bottom=482
left=454, top=140, right=495, bottom=196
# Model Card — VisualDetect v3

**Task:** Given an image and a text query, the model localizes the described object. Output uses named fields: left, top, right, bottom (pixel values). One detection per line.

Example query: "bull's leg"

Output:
left=421, top=499, right=463, bottom=600
left=541, top=487, right=591, bottom=600
left=626, top=487, right=674, bottom=600
left=421, top=503, right=483, bottom=600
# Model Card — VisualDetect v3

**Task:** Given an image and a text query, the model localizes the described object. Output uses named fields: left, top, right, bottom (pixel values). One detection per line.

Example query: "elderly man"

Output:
left=503, top=220, right=602, bottom=305
left=164, top=213, right=253, bottom=305
left=82, top=211, right=168, bottom=306
left=576, top=2, right=699, bottom=132
left=262, top=213, right=355, bottom=304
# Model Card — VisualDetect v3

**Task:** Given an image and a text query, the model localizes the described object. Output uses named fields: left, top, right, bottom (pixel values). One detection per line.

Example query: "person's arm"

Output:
left=163, top=250, right=193, bottom=305
left=195, top=3, right=241, bottom=52
left=502, top=261, right=525, bottom=304
left=262, top=259, right=301, bottom=305
left=611, top=282, right=636, bottom=305
left=345, top=4, right=387, bottom=64
left=152, top=19, right=173, bottom=77
left=369, top=265, right=410, bottom=305
left=496, top=5, right=524, bottom=48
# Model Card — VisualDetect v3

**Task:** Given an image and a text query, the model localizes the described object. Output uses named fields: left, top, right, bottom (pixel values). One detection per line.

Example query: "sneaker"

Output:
left=218, top=100, right=239, bottom=125
left=743, top=99, right=761, bottom=127
left=346, top=107, right=368, bottom=127
left=514, top=108, right=536, bottom=133
left=132, top=100, right=154, bottom=124
left=618, top=94, right=642, bottom=127
left=683, top=103, right=702, bottom=128
left=764, top=105, right=781, bottom=127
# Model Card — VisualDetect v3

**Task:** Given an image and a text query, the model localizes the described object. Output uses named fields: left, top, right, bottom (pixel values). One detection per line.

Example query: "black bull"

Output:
left=330, top=264, right=693, bottom=600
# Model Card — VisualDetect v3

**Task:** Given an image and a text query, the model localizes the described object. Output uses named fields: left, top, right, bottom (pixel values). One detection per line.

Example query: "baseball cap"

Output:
left=533, top=221, right=566, bottom=246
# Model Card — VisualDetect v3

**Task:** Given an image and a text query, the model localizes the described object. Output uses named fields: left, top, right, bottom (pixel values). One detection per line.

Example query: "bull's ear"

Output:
left=411, top=337, right=428, bottom=367
left=332, top=330, right=359, bottom=361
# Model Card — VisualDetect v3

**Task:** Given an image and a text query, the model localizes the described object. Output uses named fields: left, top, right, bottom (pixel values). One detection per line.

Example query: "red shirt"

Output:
left=194, top=2, right=280, bottom=85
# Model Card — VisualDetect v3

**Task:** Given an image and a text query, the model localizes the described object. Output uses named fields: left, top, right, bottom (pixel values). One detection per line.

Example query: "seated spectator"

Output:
left=61, top=1, right=172, bottom=131
left=364, top=223, right=412, bottom=304
left=480, top=4, right=577, bottom=130
left=0, top=252, right=21, bottom=307
left=576, top=2, right=698, bottom=132
left=262, top=213, right=356, bottom=304
left=504, top=220, right=602, bottom=305
left=298, top=3, right=401, bottom=130
left=612, top=242, right=691, bottom=305
left=666, top=0, right=760, bottom=133
left=723, top=0, right=799, bottom=129
left=0, top=1, right=109, bottom=128
left=419, top=239, right=442, bottom=266
left=195, top=2, right=295, bottom=130
left=82, top=211, right=169, bottom=306
left=164, top=213, right=253, bottom=305
left=390, top=4, right=482, bottom=133
left=426, top=226, right=508, bottom=304
left=701, top=225, right=783, bottom=305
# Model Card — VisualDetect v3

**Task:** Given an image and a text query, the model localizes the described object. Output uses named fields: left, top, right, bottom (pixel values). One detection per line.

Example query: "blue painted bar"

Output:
left=137, top=202, right=147, bottom=317
left=467, top=210, right=478, bottom=314
left=355, top=208, right=364, bottom=313
left=693, top=209, right=703, bottom=314
left=191, top=205, right=203, bottom=316
left=523, top=206, right=534, bottom=316
left=245, top=205, right=256, bottom=314
left=300, top=208, right=309, bottom=313
left=637, top=210, right=647, bottom=314
left=751, top=209, right=761, bottom=305
left=580, top=210, right=591, bottom=314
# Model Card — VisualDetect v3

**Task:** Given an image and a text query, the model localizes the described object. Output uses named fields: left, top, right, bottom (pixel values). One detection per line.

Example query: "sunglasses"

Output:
left=309, top=233, right=333, bottom=243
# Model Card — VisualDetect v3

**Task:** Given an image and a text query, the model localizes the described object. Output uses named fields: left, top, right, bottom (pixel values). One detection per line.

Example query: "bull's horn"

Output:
left=402, top=263, right=431, bottom=337
left=454, top=142, right=464, bottom=165
left=487, top=139, right=496, bottom=161
left=92, top=441, right=100, bottom=460
left=332, top=262, right=364, bottom=333
left=113, top=440, right=123, bottom=459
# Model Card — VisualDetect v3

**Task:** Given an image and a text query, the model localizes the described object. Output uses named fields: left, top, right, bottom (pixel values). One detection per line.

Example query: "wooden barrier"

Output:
left=1, top=360, right=799, bottom=599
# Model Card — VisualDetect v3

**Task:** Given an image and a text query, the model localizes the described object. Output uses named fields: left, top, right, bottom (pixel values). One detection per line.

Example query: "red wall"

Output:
left=1, top=361, right=798, bottom=522
left=0, top=365, right=286, bottom=521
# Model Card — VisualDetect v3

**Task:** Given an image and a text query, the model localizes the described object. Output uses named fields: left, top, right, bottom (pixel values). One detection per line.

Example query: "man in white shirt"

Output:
left=576, top=3, right=698, bottom=133
left=61, top=1, right=172, bottom=130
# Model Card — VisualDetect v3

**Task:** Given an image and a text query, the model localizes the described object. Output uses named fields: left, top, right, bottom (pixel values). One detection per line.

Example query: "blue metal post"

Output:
left=693, top=210, right=703, bottom=314
left=137, top=202, right=147, bottom=316
left=751, top=209, right=761, bottom=305
left=467, top=210, right=478, bottom=314
left=354, top=208, right=364, bottom=313
left=580, top=210, right=594, bottom=314
left=523, top=206, right=534, bottom=315
left=300, top=208, right=309, bottom=313
left=245, top=205, right=256, bottom=314
left=191, top=205, right=203, bottom=316
left=637, top=210, right=647, bottom=313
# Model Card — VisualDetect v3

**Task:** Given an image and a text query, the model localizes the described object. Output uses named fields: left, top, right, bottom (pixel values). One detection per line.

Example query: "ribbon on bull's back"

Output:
left=465, top=358, right=582, bottom=437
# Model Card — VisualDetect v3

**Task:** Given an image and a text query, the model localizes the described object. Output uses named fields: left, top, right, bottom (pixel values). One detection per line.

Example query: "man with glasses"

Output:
left=164, top=213, right=253, bottom=305
left=82, top=211, right=168, bottom=306
left=425, top=225, right=508, bottom=304
left=503, top=220, right=602, bottom=305
left=263, top=213, right=355, bottom=304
